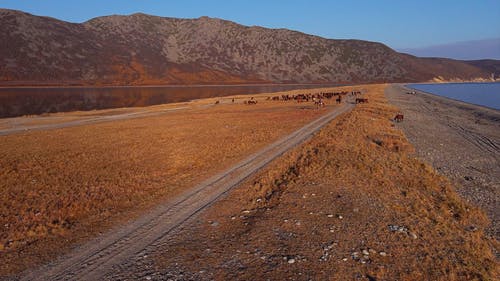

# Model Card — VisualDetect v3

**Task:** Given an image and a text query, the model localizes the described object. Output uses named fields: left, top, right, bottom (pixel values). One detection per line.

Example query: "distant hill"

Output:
left=398, top=38, right=500, bottom=60
left=0, top=9, right=499, bottom=86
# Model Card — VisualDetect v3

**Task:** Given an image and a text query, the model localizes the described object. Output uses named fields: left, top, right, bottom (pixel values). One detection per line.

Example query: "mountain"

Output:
left=398, top=38, right=500, bottom=60
left=0, top=9, right=499, bottom=86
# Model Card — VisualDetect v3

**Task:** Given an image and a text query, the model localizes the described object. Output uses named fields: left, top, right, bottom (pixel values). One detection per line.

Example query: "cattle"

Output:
left=355, top=98, right=368, bottom=104
left=394, top=114, right=404, bottom=122
left=336, top=96, right=342, bottom=104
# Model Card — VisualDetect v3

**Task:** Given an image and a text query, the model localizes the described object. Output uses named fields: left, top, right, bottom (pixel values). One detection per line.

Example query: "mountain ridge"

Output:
left=1, top=9, right=499, bottom=86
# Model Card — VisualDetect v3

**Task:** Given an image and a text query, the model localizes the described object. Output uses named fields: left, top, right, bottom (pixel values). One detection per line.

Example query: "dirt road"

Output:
left=0, top=106, right=189, bottom=136
left=19, top=101, right=354, bottom=280
left=385, top=84, right=500, bottom=241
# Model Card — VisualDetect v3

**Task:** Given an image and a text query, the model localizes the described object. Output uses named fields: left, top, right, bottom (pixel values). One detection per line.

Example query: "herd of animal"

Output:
left=215, top=89, right=406, bottom=122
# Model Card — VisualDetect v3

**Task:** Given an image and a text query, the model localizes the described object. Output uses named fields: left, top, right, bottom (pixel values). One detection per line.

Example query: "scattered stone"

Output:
left=327, top=214, right=334, bottom=218
left=409, top=232, right=418, bottom=239
left=342, top=258, right=348, bottom=261
left=353, top=208, right=359, bottom=212
left=362, top=249, right=370, bottom=256
left=338, top=215, right=343, bottom=219
left=351, top=252, right=359, bottom=260
left=287, top=258, right=296, bottom=264
left=388, top=224, right=408, bottom=233
left=242, top=210, right=250, bottom=214
left=379, top=251, right=387, bottom=256
left=467, top=225, right=478, bottom=232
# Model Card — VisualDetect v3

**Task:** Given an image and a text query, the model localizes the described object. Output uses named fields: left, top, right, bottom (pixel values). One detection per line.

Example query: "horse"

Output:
left=394, top=114, right=404, bottom=122
left=355, top=98, right=368, bottom=104
left=336, top=96, right=342, bottom=104
left=247, top=100, right=258, bottom=105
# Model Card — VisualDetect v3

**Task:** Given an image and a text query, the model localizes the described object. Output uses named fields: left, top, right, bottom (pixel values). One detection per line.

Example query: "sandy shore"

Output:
left=386, top=84, right=499, bottom=242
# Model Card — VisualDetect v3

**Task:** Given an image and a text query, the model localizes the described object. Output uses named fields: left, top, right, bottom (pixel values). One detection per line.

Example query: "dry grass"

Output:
left=154, top=84, right=498, bottom=280
left=0, top=87, right=354, bottom=276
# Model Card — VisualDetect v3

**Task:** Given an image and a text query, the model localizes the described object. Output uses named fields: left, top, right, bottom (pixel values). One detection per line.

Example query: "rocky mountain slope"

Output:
left=0, top=9, right=498, bottom=85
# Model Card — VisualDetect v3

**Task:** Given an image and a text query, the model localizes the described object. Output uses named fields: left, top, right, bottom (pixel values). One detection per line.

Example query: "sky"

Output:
left=1, top=0, right=499, bottom=51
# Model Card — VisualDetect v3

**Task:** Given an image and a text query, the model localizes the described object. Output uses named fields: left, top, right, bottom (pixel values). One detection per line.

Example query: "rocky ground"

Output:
left=386, top=84, right=499, bottom=245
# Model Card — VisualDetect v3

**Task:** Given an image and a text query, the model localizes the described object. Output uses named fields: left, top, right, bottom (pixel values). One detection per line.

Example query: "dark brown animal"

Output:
left=247, top=100, right=257, bottom=105
left=336, top=96, right=342, bottom=104
left=394, top=114, right=404, bottom=122
left=355, top=98, right=368, bottom=104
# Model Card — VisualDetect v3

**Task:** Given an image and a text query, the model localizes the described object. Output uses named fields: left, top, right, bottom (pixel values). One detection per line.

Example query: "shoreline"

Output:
left=404, top=82, right=500, bottom=111
left=386, top=84, right=499, bottom=243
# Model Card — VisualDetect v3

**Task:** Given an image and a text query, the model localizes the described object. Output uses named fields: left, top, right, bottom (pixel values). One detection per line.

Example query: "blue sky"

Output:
left=1, top=0, right=499, bottom=49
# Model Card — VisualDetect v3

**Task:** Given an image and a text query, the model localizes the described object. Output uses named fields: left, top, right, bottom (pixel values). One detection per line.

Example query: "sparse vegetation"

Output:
left=153, top=85, right=498, bottom=280
left=0, top=88, right=343, bottom=276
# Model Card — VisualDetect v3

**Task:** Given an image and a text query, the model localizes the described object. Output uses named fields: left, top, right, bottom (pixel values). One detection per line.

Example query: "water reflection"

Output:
left=0, top=84, right=337, bottom=118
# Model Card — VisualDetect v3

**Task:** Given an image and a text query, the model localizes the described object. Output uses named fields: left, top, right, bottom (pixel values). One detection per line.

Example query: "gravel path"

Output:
left=19, top=101, right=354, bottom=281
left=385, top=84, right=500, bottom=241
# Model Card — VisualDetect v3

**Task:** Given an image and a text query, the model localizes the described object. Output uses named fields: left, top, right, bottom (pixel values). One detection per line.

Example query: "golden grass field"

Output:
left=0, top=86, right=358, bottom=275
left=152, top=85, right=498, bottom=280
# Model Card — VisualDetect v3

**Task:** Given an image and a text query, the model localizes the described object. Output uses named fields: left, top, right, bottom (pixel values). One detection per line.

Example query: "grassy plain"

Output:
left=152, top=85, right=498, bottom=280
left=0, top=86, right=355, bottom=275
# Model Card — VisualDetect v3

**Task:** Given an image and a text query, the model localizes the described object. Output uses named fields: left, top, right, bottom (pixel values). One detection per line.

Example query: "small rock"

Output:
left=409, top=232, right=418, bottom=239
left=379, top=251, right=387, bottom=256
left=362, top=249, right=370, bottom=256
left=287, top=258, right=296, bottom=264
left=368, top=249, right=376, bottom=254
left=338, top=215, right=343, bottom=219
left=145, top=277, right=152, bottom=280
left=327, top=214, right=334, bottom=218
left=353, top=208, right=359, bottom=212
left=242, top=210, right=250, bottom=214
left=342, top=258, right=348, bottom=261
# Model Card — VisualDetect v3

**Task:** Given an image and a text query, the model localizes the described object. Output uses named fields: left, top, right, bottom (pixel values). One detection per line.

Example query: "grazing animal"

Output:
left=314, top=98, right=325, bottom=108
left=272, top=96, right=280, bottom=101
left=355, top=98, right=368, bottom=104
left=394, top=114, right=404, bottom=122
left=336, top=96, right=342, bottom=104
left=215, top=100, right=220, bottom=104
left=247, top=100, right=257, bottom=105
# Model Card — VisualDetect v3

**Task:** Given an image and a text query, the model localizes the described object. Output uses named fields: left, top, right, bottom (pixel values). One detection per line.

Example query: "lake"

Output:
left=0, top=84, right=338, bottom=118
left=407, top=82, right=500, bottom=110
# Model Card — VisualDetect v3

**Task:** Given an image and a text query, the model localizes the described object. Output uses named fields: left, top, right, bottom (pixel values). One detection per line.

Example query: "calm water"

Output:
left=408, top=82, right=500, bottom=110
left=0, top=84, right=338, bottom=118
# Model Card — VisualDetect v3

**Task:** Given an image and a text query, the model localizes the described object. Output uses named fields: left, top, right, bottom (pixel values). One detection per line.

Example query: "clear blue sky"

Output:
left=1, top=0, right=499, bottom=49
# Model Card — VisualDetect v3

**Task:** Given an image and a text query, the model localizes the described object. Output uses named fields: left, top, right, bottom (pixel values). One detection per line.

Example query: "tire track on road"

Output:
left=20, top=102, right=354, bottom=281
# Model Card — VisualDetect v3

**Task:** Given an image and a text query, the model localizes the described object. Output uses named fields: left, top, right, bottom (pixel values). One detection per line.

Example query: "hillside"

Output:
left=0, top=9, right=498, bottom=85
